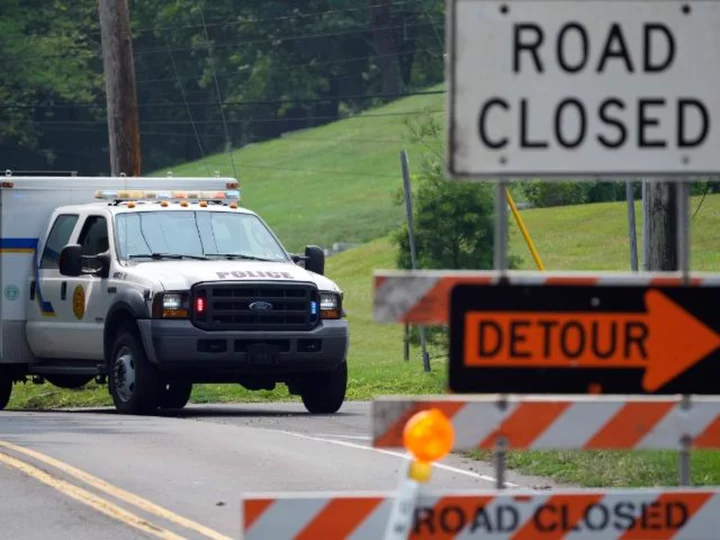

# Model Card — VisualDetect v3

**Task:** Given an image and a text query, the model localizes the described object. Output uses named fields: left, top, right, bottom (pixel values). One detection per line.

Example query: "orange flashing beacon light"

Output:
left=402, top=408, right=454, bottom=482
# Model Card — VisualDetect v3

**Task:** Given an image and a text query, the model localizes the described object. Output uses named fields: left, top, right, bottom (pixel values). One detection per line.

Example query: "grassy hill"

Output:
left=157, top=85, right=447, bottom=253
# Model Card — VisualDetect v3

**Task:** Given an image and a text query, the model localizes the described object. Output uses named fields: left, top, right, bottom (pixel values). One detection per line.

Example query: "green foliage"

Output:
left=3, top=0, right=447, bottom=174
left=522, top=179, right=720, bottom=208
left=0, top=0, right=101, bottom=151
left=390, top=113, right=521, bottom=348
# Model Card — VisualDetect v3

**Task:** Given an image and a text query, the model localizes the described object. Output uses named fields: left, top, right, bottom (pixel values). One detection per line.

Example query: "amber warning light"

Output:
left=402, top=408, right=454, bottom=482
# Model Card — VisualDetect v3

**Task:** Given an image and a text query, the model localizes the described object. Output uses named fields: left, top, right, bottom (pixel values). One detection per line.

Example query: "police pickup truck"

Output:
left=0, top=175, right=348, bottom=415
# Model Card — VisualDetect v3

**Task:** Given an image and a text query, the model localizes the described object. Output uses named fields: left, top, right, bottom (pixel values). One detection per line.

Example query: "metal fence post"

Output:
left=400, top=150, right=431, bottom=372
left=626, top=180, right=639, bottom=271
left=677, top=179, right=692, bottom=486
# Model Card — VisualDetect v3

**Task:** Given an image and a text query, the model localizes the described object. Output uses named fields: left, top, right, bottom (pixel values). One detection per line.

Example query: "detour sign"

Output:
left=448, top=283, right=720, bottom=395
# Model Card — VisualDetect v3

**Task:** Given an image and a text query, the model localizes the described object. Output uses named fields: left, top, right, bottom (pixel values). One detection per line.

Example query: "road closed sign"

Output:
left=447, top=0, right=720, bottom=179
left=243, top=487, right=720, bottom=538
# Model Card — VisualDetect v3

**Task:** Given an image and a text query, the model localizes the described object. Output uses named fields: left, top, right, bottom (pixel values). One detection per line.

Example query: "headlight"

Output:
left=320, top=292, right=343, bottom=319
left=152, top=291, right=190, bottom=318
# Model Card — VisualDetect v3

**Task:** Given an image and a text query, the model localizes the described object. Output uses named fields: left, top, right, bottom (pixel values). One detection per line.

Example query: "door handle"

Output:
left=61, top=282, right=67, bottom=300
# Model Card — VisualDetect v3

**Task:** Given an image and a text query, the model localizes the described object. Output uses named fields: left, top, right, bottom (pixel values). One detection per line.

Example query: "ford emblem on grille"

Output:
left=249, top=301, right=273, bottom=312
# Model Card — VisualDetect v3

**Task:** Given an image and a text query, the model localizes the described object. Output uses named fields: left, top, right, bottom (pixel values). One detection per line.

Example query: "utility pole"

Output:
left=646, top=181, right=678, bottom=271
left=98, top=0, right=142, bottom=176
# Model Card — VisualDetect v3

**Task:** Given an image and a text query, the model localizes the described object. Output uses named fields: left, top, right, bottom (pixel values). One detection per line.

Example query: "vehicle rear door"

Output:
left=25, top=213, right=81, bottom=359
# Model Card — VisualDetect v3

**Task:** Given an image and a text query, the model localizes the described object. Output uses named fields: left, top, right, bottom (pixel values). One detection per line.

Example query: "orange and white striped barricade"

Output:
left=372, top=269, right=720, bottom=487
left=373, top=269, right=720, bottom=326
left=372, top=395, right=720, bottom=452
left=241, top=486, right=720, bottom=539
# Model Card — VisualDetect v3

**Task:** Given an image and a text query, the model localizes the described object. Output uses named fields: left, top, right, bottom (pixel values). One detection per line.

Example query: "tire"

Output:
left=108, top=329, right=159, bottom=415
left=158, top=382, right=193, bottom=410
left=0, top=369, right=11, bottom=411
left=300, top=362, right=347, bottom=414
left=44, top=374, right=94, bottom=389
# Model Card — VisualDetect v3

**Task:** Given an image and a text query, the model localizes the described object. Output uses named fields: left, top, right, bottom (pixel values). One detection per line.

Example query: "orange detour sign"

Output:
left=241, top=487, right=720, bottom=539
left=448, top=283, right=720, bottom=394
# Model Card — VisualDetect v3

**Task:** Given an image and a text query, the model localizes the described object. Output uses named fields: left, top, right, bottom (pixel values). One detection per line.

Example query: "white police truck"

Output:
left=0, top=175, right=348, bottom=415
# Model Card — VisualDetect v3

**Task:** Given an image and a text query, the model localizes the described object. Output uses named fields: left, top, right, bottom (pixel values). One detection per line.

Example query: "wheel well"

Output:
left=104, top=309, right=139, bottom=366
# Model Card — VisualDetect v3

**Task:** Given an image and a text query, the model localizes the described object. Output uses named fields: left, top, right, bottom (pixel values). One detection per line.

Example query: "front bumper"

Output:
left=136, top=318, right=348, bottom=379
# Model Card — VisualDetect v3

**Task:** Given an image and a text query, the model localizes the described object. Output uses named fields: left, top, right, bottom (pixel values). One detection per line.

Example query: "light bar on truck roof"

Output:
left=94, top=189, right=241, bottom=202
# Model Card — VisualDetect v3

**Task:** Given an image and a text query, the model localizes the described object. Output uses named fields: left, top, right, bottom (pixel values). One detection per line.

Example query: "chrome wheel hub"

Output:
left=113, top=346, right=136, bottom=403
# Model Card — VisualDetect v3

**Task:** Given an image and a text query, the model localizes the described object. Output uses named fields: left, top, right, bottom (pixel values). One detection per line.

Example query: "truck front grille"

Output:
left=191, top=282, right=320, bottom=331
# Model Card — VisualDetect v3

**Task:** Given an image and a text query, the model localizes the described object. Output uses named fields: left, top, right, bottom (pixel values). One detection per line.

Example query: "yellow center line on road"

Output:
left=0, top=450, right=184, bottom=540
left=0, top=440, right=232, bottom=540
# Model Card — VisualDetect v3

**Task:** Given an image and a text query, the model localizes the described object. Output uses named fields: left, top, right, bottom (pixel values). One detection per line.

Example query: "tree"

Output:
left=0, top=0, right=101, bottom=160
left=1, top=0, right=447, bottom=174
left=391, top=112, right=522, bottom=349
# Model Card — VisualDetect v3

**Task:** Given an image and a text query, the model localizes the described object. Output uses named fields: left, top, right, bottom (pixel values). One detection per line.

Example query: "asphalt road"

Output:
left=0, top=401, right=564, bottom=539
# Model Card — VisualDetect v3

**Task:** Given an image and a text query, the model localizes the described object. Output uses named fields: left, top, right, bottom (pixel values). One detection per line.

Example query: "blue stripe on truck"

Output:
left=0, top=238, right=39, bottom=252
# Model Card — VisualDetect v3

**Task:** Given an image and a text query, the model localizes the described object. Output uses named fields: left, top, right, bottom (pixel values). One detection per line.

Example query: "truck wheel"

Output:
left=45, top=375, right=94, bottom=389
left=0, top=369, right=11, bottom=411
left=108, top=329, right=159, bottom=415
left=300, top=362, right=347, bottom=414
left=158, top=382, right=193, bottom=410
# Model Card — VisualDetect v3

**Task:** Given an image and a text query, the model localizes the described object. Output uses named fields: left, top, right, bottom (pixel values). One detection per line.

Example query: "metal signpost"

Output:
left=238, top=0, right=720, bottom=537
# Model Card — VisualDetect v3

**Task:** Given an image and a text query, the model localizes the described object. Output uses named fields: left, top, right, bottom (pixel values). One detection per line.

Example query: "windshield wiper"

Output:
left=129, top=253, right=209, bottom=261
left=205, top=252, right=273, bottom=262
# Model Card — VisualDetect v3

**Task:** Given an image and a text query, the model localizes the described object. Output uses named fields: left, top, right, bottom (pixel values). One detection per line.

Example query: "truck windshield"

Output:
left=114, top=211, right=289, bottom=262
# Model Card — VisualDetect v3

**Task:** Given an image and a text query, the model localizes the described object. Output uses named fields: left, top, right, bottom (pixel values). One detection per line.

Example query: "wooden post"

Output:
left=98, top=0, right=141, bottom=176
left=646, top=181, right=678, bottom=271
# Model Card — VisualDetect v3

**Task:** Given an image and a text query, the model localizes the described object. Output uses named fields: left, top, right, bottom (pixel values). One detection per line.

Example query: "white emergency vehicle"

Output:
left=0, top=174, right=348, bottom=415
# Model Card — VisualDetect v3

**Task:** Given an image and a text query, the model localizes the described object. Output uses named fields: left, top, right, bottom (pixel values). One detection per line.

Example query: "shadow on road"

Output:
left=4, top=404, right=362, bottom=419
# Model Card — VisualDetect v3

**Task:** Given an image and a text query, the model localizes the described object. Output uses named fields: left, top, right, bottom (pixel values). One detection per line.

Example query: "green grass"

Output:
left=466, top=449, right=720, bottom=487
left=156, top=84, right=448, bottom=253
left=506, top=192, right=720, bottom=272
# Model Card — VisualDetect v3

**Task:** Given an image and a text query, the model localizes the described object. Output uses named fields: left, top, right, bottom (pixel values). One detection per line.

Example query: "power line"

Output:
left=34, top=109, right=444, bottom=126
left=133, top=21, right=442, bottom=57
left=164, top=35, right=210, bottom=176
left=692, top=183, right=712, bottom=219
left=192, top=161, right=400, bottom=179
left=119, top=0, right=428, bottom=37
left=2, top=89, right=445, bottom=111
left=135, top=47, right=441, bottom=85
left=39, top=126, right=420, bottom=144
left=199, top=7, right=238, bottom=179
left=30, top=19, right=441, bottom=60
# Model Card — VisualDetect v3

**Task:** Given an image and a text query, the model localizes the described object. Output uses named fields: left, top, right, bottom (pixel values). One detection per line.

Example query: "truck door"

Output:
left=63, top=214, right=112, bottom=360
left=25, top=213, right=80, bottom=359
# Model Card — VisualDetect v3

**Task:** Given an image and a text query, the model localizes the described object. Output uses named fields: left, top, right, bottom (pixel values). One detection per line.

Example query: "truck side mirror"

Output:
left=58, top=244, right=83, bottom=277
left=304, top=245, right=325, bottom=275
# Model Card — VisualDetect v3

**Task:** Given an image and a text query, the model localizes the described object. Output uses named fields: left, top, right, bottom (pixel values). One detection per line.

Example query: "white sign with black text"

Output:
left=447, top=0, right=720, bottom=179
